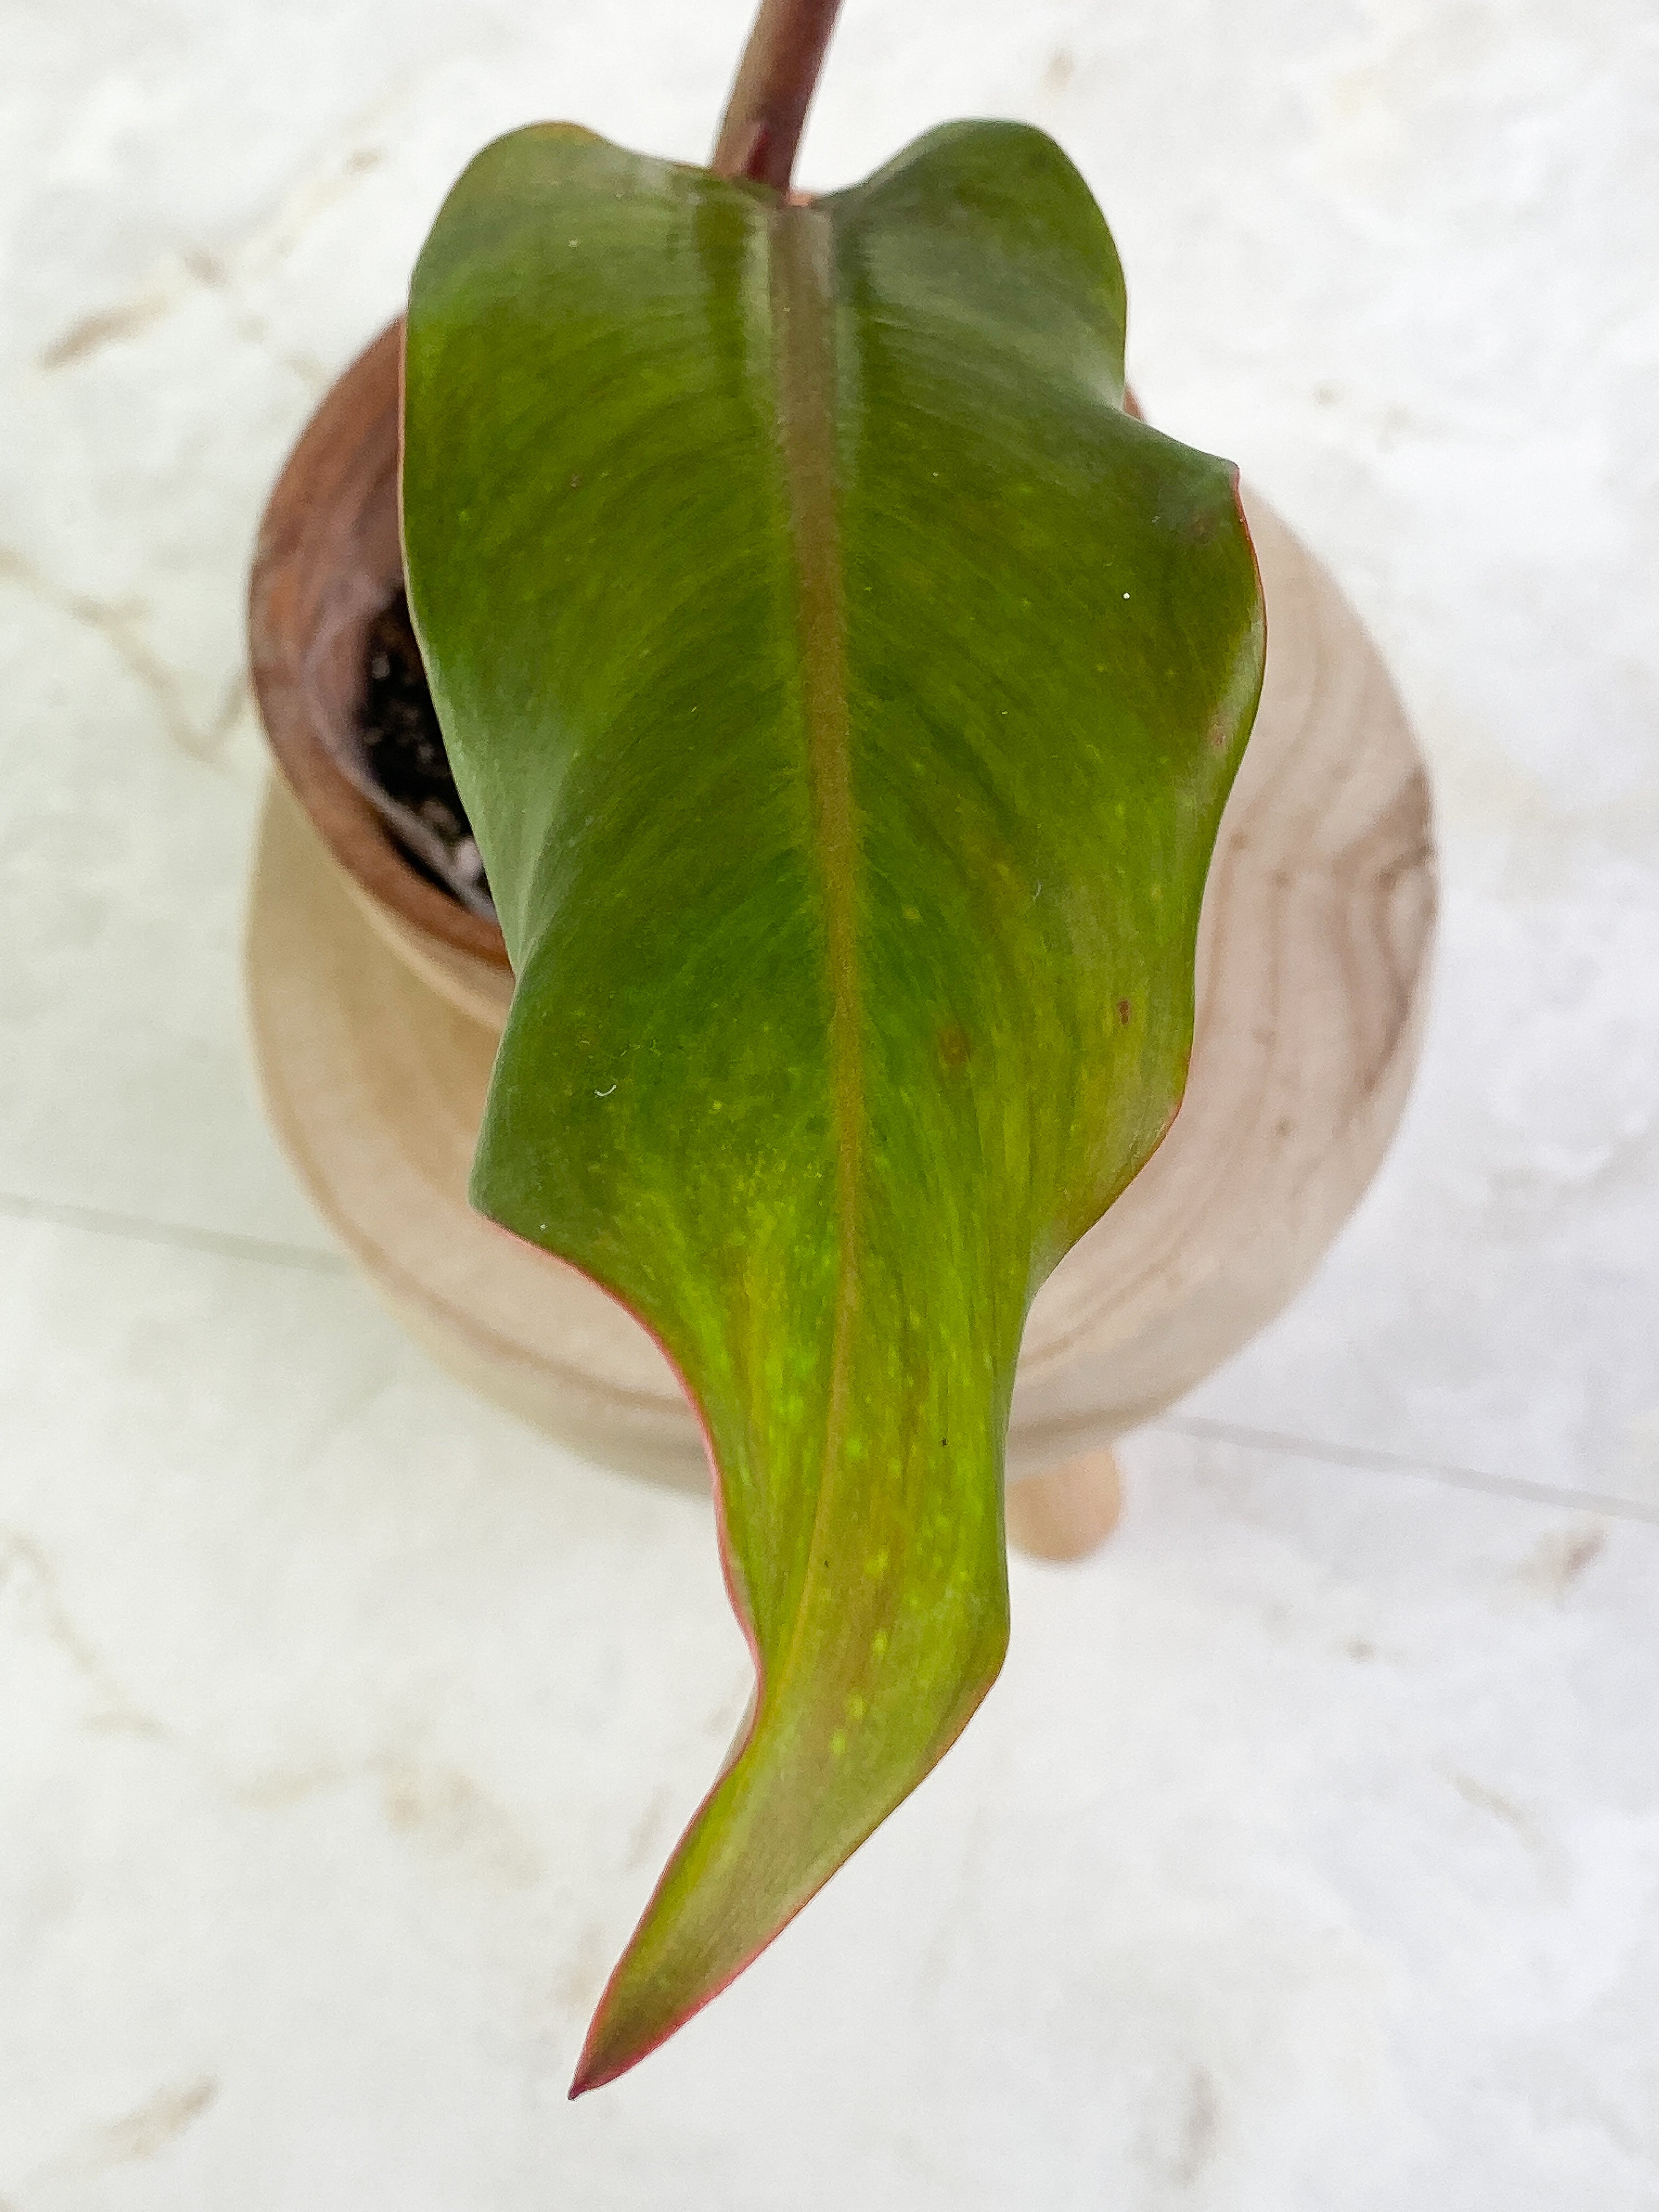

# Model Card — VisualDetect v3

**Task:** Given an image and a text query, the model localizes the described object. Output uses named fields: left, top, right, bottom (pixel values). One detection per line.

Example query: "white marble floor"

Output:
left=3, top=1, right=1656, bottom=2204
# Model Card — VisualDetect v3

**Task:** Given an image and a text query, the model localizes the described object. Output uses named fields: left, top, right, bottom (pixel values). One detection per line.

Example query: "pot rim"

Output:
left=247, top=317, right=511, bottom=973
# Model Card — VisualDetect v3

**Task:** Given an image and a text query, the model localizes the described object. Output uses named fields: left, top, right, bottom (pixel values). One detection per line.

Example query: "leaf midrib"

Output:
left=770, top=201, right=860, bottom=1666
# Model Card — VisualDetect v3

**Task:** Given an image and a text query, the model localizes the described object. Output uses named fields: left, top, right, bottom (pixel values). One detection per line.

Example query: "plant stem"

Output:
left=711, top=0, right=844, bottom=191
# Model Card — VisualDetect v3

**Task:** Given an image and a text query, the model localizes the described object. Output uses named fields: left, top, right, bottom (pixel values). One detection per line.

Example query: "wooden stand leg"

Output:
left=1005, top=1447, right=1123, bottom=1564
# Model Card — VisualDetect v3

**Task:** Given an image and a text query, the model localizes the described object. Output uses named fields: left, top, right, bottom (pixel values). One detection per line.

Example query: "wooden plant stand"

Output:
left=247, top=326, right=1437, bottom=1560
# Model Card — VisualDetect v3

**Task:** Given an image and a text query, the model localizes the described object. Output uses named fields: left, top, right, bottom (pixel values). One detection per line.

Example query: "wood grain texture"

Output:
left=1014, top=489, right=1437, bottom=1466
left=246, top=337, right=1435, bottom=1501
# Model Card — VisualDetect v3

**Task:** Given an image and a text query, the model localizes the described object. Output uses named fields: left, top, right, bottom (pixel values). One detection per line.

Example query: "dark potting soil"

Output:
left=358, top=591, right=491, bottom=906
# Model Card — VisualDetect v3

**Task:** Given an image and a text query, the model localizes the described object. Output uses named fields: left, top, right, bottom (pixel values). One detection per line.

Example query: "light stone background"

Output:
left=3, top=0, right=1657, bottom=2202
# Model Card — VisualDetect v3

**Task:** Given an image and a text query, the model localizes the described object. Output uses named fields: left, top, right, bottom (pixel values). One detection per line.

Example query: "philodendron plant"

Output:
left=401, top=0, right=1263, bottom=2092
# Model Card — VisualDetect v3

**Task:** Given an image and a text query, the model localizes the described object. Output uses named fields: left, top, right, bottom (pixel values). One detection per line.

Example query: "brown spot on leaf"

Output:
left=939, top=1024, right=971, bottom=1069
left=1116, top=998, right=1132, bottom=1025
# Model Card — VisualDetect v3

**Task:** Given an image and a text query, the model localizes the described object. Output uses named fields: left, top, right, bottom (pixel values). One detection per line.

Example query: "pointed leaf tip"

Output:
left=567, top=1495, right=1010, bottom=2085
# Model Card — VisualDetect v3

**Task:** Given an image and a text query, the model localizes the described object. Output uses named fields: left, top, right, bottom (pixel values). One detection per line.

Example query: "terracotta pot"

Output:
left=246, top=320, right=1437, bottom=1554
left=249, top=319, right=512, bottom=1030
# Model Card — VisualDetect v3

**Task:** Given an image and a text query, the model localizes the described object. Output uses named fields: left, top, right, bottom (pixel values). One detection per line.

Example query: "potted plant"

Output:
left=247, top=0, right=1435, bottom=2093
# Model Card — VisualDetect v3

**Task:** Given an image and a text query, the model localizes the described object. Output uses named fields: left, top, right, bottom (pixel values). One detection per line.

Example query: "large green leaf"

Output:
left=403, top=119, right=1263, bottom=2090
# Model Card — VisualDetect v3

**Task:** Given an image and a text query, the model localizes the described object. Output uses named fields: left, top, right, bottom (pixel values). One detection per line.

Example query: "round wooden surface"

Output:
left=245, top=482, right=1435, bottom=1492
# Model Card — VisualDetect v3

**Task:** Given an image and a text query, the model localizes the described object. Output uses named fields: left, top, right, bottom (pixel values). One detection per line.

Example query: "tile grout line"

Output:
left=7, top=1190, right=1655, bottom=1528
left=0, top=1190, right=349, bottom=1277
left=1154, top=1412, right=1659, bottom=1531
